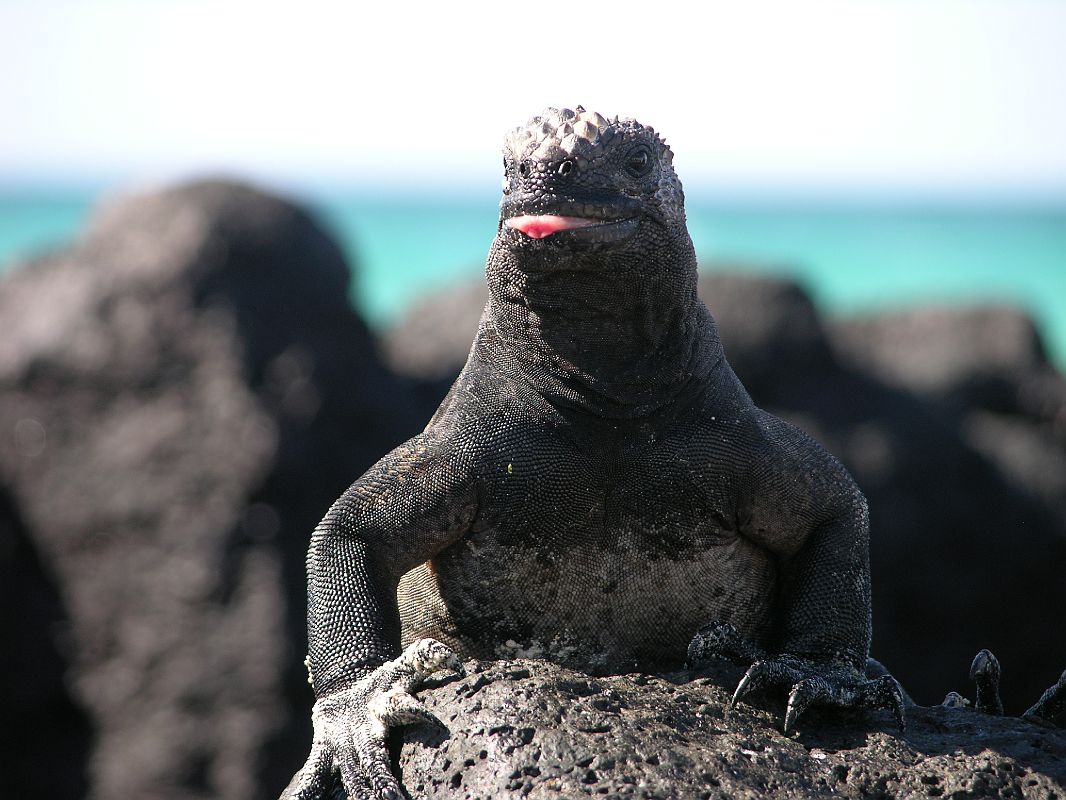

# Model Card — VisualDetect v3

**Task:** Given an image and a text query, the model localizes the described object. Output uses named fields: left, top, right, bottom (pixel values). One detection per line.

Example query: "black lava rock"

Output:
left=398, top=658, right=1066, bottom=799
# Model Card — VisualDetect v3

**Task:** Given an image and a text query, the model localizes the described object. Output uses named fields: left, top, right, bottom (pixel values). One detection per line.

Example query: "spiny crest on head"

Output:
left=504, top=106, right=673, bottom=169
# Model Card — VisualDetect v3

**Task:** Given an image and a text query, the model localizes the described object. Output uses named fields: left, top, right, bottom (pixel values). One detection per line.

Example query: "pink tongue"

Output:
left=505, top=215, right=597, bottom=239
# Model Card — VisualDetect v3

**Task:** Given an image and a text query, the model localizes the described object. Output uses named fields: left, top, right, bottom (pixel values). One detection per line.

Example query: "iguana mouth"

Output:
left=504, top=214, right=634, bottom=240
left=500, top=196, right=642, bottom=246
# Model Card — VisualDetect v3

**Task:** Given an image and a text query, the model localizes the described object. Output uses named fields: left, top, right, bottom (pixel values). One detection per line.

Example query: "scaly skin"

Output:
left=284, top=107, right=904, bottom=799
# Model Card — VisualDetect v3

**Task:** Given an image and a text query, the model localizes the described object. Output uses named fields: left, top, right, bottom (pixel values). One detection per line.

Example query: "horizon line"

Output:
left=3, top=171, right=1066, bottom=210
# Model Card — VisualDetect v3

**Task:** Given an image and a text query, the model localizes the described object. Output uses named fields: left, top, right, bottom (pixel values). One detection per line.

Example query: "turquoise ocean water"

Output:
left=3, top=188, right=1065, bottom=367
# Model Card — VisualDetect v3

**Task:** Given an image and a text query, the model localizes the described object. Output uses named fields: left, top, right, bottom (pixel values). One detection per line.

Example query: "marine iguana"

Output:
left=284, top=107, right=905, bottom=800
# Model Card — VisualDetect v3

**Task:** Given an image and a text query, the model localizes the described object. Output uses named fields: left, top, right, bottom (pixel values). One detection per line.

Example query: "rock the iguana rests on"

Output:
left=392, top=659, right=1066, bottom=800
left=284, top=107, right=905, bottom=800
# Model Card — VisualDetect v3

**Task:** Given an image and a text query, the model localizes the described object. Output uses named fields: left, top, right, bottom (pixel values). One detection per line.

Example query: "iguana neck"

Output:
left=480, top=235, right=723, bottom=419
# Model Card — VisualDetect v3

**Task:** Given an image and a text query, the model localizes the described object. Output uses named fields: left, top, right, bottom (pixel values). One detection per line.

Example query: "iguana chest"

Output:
left=397, top=414, right=777, bottom=672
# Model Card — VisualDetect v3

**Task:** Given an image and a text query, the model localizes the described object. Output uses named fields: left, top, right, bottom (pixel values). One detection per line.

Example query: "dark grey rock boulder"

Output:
left=382, top=271, right=1066, bottom=709
left=697, top=270, right=838, bottom=390
left=0, top=180, right=423, bottom=799
left=831, top=306, right=1050, bottom=398
left=832, top=307, right=1066, bottom=523
left=395, top=658, right=1066, bottom=799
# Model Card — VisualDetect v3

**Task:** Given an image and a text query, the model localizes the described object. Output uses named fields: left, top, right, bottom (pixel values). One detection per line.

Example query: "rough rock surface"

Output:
left=0, top=180, right=422, bottom=799
left=382, top=272, right=1066, bottom=708
left=395, top=658, right=1066, bottom=799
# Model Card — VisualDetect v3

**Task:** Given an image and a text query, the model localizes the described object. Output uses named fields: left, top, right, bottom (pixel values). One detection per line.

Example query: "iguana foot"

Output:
left=284, top=639, right=465, bottom=800
left=732, top=654, right=906, bottom=733
left=687, top=621, right=906, bottom=733
left=1024, top=668, right=1066, bottom=728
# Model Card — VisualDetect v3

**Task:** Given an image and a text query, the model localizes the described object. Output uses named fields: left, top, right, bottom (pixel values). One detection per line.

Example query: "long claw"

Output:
left=731, top=662, right=767, bottom=710
left=784, top=678, right=824, bottom=733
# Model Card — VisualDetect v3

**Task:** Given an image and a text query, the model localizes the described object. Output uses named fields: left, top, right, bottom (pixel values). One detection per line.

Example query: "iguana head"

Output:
left=482, top=107, right=717, bottom=418
left=498, top=106, right=686, bottom=257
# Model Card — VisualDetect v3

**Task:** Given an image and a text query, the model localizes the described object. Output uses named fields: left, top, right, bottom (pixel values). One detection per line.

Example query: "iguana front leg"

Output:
left=691, top=411, right=905, bottom=732
left=282, top=431, right=479, bottom=800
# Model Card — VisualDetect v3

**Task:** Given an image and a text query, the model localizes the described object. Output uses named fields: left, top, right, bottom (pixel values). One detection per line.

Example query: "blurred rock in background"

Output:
left=2, top=180, right=1064, bottom=798
left=0, top=180, right=423, bottom=799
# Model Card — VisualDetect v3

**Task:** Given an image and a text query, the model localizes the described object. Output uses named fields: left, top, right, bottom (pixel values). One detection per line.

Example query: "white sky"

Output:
left=2, top=0, right=1065, bottom=196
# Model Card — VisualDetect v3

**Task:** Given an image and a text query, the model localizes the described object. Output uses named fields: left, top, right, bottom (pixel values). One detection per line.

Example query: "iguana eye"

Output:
left=625, top=147, right=652, bottom=177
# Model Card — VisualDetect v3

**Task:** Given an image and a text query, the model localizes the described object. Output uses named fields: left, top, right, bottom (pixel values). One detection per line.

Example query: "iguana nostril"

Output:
left=558, top=160, right=574, bottom=177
